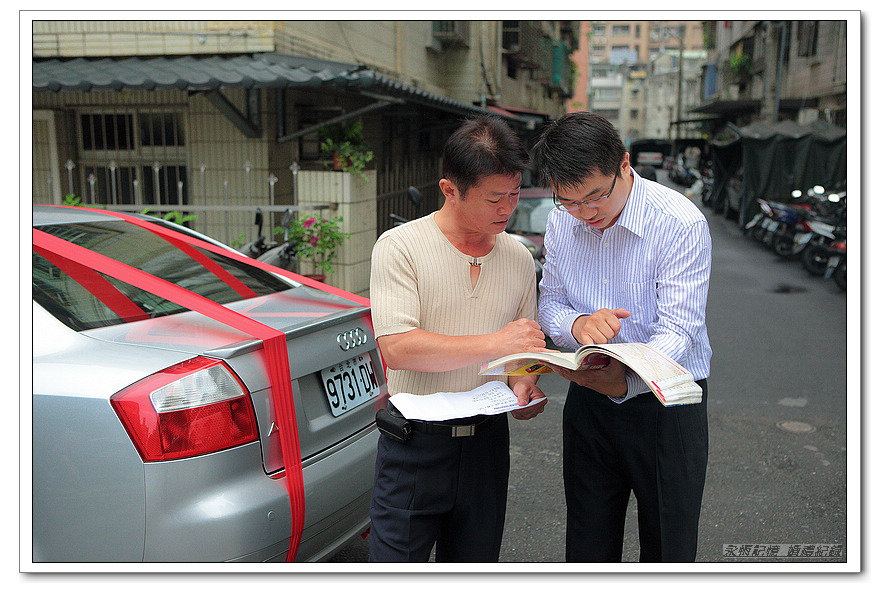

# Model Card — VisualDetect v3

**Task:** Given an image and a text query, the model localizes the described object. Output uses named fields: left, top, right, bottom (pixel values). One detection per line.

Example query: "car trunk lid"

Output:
left=83, top=287, right=387, bottom=472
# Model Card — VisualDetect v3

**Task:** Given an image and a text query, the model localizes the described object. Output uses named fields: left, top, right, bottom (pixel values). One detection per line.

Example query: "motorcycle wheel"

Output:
left=771, top=232, right=797, bottom=259
left=832, top=259, right=846, bottom=291
left=749, top=224, right=765, bottom=243
left=801, top=244, right=829, bottom=276
left=701, top=186, right=713, bottom=206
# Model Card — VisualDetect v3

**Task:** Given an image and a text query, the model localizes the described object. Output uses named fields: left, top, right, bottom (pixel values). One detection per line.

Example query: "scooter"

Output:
left=800, top=218, right=845, bottom=277
left=238, top=208, right=271, bottom=258
left=823, top=232, right=846, bottom=291
left=256, top=209, right=301, bottom=273
left=784, top=186, right=846, bottom=262
left=745, top=198, right=778, bottom=245
left=769, top=202, right=816, bottom=258
left=670, top=159, right=701, bottom=187
left=389, top=213, right=410, bottom=227
left=389, top=186, right=423, bottom=227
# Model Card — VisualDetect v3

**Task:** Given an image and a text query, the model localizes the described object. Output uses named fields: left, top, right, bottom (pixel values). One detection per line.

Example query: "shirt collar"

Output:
left=569, top=168, right=647, bottom=238
left=614, top=169, right=647, bottom=238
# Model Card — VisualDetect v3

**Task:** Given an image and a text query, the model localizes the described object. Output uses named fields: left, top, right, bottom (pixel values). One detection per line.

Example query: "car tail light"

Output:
left=110, top=356, right=259, bottom=462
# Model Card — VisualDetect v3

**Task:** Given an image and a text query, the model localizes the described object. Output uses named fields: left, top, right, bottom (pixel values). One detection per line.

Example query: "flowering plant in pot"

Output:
left=276, top=214, right=348, bottom=277
left=319, top=120, right=374, bottom=179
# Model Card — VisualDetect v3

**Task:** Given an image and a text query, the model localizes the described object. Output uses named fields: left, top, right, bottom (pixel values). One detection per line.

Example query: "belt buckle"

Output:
left=450, top=424, right=476, bottom=437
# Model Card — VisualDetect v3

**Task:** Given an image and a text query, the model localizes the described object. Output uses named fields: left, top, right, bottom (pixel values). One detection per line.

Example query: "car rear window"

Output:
left=33, top=220, right=292, bottom=331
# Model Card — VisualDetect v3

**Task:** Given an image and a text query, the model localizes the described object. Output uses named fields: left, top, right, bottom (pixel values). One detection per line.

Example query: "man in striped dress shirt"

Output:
left=531, top=111, right=712, bottom=562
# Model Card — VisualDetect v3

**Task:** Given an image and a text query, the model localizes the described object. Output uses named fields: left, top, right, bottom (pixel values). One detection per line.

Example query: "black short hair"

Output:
left=442, top=116, right=530, bottom=198
left=531, top=111, right=626, bottom=192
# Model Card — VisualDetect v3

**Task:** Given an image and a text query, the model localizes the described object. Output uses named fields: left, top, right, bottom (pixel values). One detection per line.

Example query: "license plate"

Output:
left=321, top=352, right=380, bottom=417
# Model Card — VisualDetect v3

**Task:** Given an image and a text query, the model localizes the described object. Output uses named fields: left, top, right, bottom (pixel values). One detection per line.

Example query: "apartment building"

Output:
left=567, top=20, right=706, bottom=144
left=643, top=49, right=709, bottom=140
left=31, top=20, right=577, bottom=295
left=695, top=19, right=847, bottom=128
left=693, top=19, right=850, bottom=229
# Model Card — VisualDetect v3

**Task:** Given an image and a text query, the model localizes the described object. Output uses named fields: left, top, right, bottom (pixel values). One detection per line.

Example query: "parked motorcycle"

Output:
left=824, top=233, right=846, bottom=291
left=238, top=208, right=271, bottom=258
left=800, top=219, right=838, bottom=276
left=699, top=167, right=714, bottom=206
left=746, top=185, right=843, bottom=257
left=256, top=209, right=301, bottom=273
left=798, top=188, right=846, bottom=277
left=389, top=186, right=424, bottom=228
left=768, top=200, right=817, bottom=259
left=669, top=158, right=701, bottom=187
left=389, top=213, right=410, bottom=227
left=745, top=198, right=778, bottom=245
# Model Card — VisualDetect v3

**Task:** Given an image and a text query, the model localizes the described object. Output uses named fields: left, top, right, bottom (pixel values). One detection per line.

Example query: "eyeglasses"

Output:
left=553, top=170, right=619, bottom=212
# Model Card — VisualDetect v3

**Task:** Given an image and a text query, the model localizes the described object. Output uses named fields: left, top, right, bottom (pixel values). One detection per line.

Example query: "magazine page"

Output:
left=587, top=343, right=694, bottom=384
left=479, top=351, right=576, bottom=376
left=587, top=343, right=701, bottom=405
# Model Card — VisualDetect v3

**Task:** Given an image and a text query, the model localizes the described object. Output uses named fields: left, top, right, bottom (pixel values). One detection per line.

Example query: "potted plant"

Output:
left=319, top=120, right=374, bottom=179
left=276, top=213, right=348, bottom=278
left=728, top=53, right=752, bottom=83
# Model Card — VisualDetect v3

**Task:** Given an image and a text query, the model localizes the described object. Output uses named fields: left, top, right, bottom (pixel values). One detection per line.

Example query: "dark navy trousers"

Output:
left=368, top=414, right=510, bottom=562
left=563, top=379, right=709, bottom=562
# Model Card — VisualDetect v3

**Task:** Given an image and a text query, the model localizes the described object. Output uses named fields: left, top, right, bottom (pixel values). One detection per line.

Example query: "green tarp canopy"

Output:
left=709, top=119, right=846, bottom=227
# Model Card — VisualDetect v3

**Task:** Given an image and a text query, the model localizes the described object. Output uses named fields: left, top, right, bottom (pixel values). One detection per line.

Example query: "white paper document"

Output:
left=389, top=381, right=547, bottom=421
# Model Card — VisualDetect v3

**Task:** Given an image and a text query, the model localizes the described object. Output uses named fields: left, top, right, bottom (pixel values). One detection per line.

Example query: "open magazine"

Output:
left=479, top=342, right=702, bottom=406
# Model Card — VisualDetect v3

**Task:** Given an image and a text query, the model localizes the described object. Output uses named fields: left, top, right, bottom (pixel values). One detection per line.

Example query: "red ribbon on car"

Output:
left=34, top=207, right=372, bottom=562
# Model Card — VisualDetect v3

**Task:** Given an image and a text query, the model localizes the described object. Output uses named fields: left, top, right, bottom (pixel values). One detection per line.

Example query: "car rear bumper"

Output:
left=229, top=491, right=372, bottom=562
left=143, top=425, right=378, bottom=562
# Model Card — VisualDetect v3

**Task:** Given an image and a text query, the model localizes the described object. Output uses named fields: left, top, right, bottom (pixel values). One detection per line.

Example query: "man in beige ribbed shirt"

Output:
left=368, top=116, right=548, bottom=562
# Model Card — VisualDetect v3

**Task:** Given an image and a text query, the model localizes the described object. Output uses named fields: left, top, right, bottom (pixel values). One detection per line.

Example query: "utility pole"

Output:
left=773, top=20, right=789, bottom=123
left=677, top=28, right=684, bottom=140
left=663, top=23, right=686, bottom=141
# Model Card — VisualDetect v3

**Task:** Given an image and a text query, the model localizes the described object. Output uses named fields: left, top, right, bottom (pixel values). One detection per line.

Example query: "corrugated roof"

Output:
left=32, top=52, right=532, bottom=125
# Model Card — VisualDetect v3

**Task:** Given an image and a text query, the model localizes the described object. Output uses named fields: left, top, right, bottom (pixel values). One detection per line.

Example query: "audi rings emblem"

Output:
left=337, top=327, right=368, bottom=351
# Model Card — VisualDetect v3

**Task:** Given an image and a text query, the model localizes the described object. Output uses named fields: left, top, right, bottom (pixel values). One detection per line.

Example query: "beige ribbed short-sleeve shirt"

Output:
left=370, top=213, right=537, bottom=396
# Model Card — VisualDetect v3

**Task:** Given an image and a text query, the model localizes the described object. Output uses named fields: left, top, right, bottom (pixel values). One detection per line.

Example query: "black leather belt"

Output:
left=387, top=404, right=490, bottom=438
left=406, top=416, right=491, bottom=437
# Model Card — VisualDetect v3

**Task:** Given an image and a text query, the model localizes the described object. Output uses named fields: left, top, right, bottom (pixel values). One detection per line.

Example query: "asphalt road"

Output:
left=329, top=170, right=851, bottom=566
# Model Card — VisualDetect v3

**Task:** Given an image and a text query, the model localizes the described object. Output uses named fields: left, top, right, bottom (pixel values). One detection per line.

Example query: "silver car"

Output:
left=31, top=205, right=385, bottom=562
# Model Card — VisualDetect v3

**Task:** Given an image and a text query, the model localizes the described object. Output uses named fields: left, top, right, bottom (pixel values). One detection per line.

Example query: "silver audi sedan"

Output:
left=31, top=205, right=385, bottom=562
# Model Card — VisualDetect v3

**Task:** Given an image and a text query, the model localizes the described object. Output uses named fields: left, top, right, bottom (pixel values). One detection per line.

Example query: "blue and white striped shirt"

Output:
left=537, top=169, right=712, bottom=403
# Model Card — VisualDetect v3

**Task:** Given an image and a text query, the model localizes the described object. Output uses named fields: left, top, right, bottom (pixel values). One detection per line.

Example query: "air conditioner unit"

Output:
left=431, top=21, right=470, bottom=49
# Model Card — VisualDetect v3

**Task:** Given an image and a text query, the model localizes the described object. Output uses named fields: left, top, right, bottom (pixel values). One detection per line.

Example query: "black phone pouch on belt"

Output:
left=376, top=408, right=412, bottom=442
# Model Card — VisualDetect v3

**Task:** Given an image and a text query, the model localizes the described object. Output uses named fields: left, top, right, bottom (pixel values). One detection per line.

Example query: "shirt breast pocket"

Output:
left=623, top=280, right=659, bottom=340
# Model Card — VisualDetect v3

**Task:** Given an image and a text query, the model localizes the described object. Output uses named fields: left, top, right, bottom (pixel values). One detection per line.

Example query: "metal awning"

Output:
left=32, top=52, right=533, bottom=126
left=690, top=99, right=761, bottom=116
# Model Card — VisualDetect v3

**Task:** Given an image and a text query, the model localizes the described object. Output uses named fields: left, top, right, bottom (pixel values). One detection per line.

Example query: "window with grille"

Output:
left=797, top=21, right=820, bottom=57
left=76, top=110, right=187, bottom=208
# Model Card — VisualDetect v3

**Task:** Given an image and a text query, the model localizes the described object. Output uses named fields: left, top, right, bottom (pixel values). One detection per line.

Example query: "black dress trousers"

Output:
left=368, top=413, right=510, bottom=562
left=562, top=379, right=708, bottom=562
